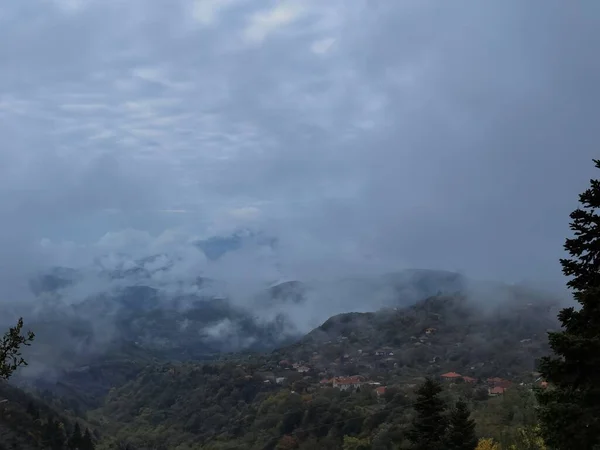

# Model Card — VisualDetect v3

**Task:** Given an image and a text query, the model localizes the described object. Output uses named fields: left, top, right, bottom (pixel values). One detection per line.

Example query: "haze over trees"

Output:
left=4, top=162, right=600, bottom=448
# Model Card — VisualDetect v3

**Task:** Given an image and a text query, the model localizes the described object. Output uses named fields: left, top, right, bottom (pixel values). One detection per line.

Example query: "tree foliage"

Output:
left=341, top=435, right=370, bottom=450
left=68, top=422, right=83, bottom=450
left=508, top=425, right=546, bottom=450
left=475, top=438, right=501, bottom=450
left=537, top=159, right=600, bottom=449
left=447, top=400, right=477, bottom=450
left=0, top=317, right=35, bottom=380
left=408, top=378, right=447, bottom=450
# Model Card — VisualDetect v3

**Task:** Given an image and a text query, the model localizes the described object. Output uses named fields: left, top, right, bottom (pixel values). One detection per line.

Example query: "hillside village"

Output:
left=0, top=293, right=569, bottom=450
left=206, top=294, right=556, bottom=406
left=234, top=352, right=548, bottom=400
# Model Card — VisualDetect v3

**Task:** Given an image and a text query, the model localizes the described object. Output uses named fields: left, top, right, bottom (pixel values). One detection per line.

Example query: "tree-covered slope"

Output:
left=84, top=292, right=560, bottom=449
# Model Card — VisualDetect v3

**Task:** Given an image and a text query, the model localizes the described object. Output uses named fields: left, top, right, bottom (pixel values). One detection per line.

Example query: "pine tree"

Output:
left=81, top=428, right=95, bottom=450
left=68, top=422, right=83, bottom=450
left=408, top=378, right=447, bottom=450
left=446, top=400, right=477, bottom=450
left=26, top=401, right=40, bottom=421
left=44, top=417, right=66, bottom=450
left=537, top=159, right=600, bottom=450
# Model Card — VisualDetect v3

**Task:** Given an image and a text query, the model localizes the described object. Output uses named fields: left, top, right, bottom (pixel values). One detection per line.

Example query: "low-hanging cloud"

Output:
left=0, top=0, right=599, bottom=314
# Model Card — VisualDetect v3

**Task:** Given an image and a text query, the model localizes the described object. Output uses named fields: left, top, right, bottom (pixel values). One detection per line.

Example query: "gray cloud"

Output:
left=1, top=0, right=599, bottom=306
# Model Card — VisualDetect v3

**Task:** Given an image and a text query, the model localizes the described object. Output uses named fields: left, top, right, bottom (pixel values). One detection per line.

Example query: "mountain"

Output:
left=22, top=264, right=475, bottom=373
left=79, top=292, right=559, bottom=450
left=28, top=266, right=81, bottom=296
left=194, top=229, right=278, bottom=261
left=12, top=261, right=564, bottom=446
left=381, top=269, right=466, bottom=301
left=277, top=292, right=559, bottom=380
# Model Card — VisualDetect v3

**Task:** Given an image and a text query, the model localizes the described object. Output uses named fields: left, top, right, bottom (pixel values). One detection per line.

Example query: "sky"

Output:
left=1, top=0, right=600, bottom=301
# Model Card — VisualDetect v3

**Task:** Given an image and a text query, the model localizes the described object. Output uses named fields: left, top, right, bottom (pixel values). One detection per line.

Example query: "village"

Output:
left=255, top=357, right=548, bottom=399
left=211, top=302, right=554, bottom=406
left=245, top=322, right=549, bottom=400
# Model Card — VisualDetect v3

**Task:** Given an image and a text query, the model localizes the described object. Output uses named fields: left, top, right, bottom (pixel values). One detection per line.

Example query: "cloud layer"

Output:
left=1, top=0, right=600, bottom=302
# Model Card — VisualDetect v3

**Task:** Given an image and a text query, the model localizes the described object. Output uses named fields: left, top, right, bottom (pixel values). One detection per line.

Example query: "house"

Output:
left=487, top=377, right=511, bottom=389
left=333, top=376, right=363, bottom=391
left=462, top=376, right=477, bottom=384
left=440, top=372, right=462, bottom=381
left=276, top=377, right=286, bottom=384
left=425, top=327, right=437, bottom=335
left=296, top=366, right=311, bottom=373
left=375, top=386, right=387, bottom=397
left=488, top=386, right=507, bottom=396
left=320, top=378, right=332, bottom=386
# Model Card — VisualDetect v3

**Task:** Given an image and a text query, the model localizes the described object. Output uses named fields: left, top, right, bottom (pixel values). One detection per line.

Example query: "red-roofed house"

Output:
left=333, top=376, right=363, bottom=391
left=462, top=376, right=477, bottom=384
left=320, top=378, right=332, bottom=386
left=441, top=372, right=462, bottom=381
left=488, top=386, right=507, bottom=396
left=487, top=377, right=511, bottom=389
left=375, top=386, right=387, bottom=397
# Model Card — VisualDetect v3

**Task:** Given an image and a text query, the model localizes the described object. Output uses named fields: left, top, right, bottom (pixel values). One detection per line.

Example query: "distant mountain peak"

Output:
left=194, top=229, right=277, bottom=261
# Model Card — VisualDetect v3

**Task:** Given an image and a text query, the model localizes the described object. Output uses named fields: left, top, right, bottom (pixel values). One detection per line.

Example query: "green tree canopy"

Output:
left=408, top=378, right=447, bottom=450
left=446, top=400, right=477, bottom=450
left=537, top=159, right=600, bottom=449
left=68, top=422, right=83, bottom=450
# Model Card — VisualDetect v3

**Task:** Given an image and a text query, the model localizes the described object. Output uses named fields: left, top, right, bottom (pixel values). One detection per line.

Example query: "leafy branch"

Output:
left=0, top=317, right=35, bottom=380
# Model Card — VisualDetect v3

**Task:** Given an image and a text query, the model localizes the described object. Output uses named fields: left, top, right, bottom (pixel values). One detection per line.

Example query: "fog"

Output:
left=1, top=0, right=599, bottom=331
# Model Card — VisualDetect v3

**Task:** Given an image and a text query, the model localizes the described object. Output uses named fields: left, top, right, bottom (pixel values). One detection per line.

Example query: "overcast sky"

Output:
left=1, top=0, right=599, bottom=296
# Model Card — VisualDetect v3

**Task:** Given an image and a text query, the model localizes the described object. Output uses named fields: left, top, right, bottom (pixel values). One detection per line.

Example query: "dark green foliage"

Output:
left=27, top=401, right=41, bottom=421
left=68, top=422, right=83, bottom=450
left=0, top=317, right=35, bottom=380
left=82, top=428, right=95, bottom=450
left=408, top=378, right=447, bottom=450
left=537, top=159, right=600, bottom=450
left=43, top=417, right=67, bottom=450
left=446, top=400, right=477, bottom=450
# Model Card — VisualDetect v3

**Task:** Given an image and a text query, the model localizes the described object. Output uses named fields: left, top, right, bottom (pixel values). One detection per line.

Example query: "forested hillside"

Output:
left=0, top=280, right=565, bottom=450
left=277, top=292, right=558, bottom=381
left=50, top=291, right=553, bottom=450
